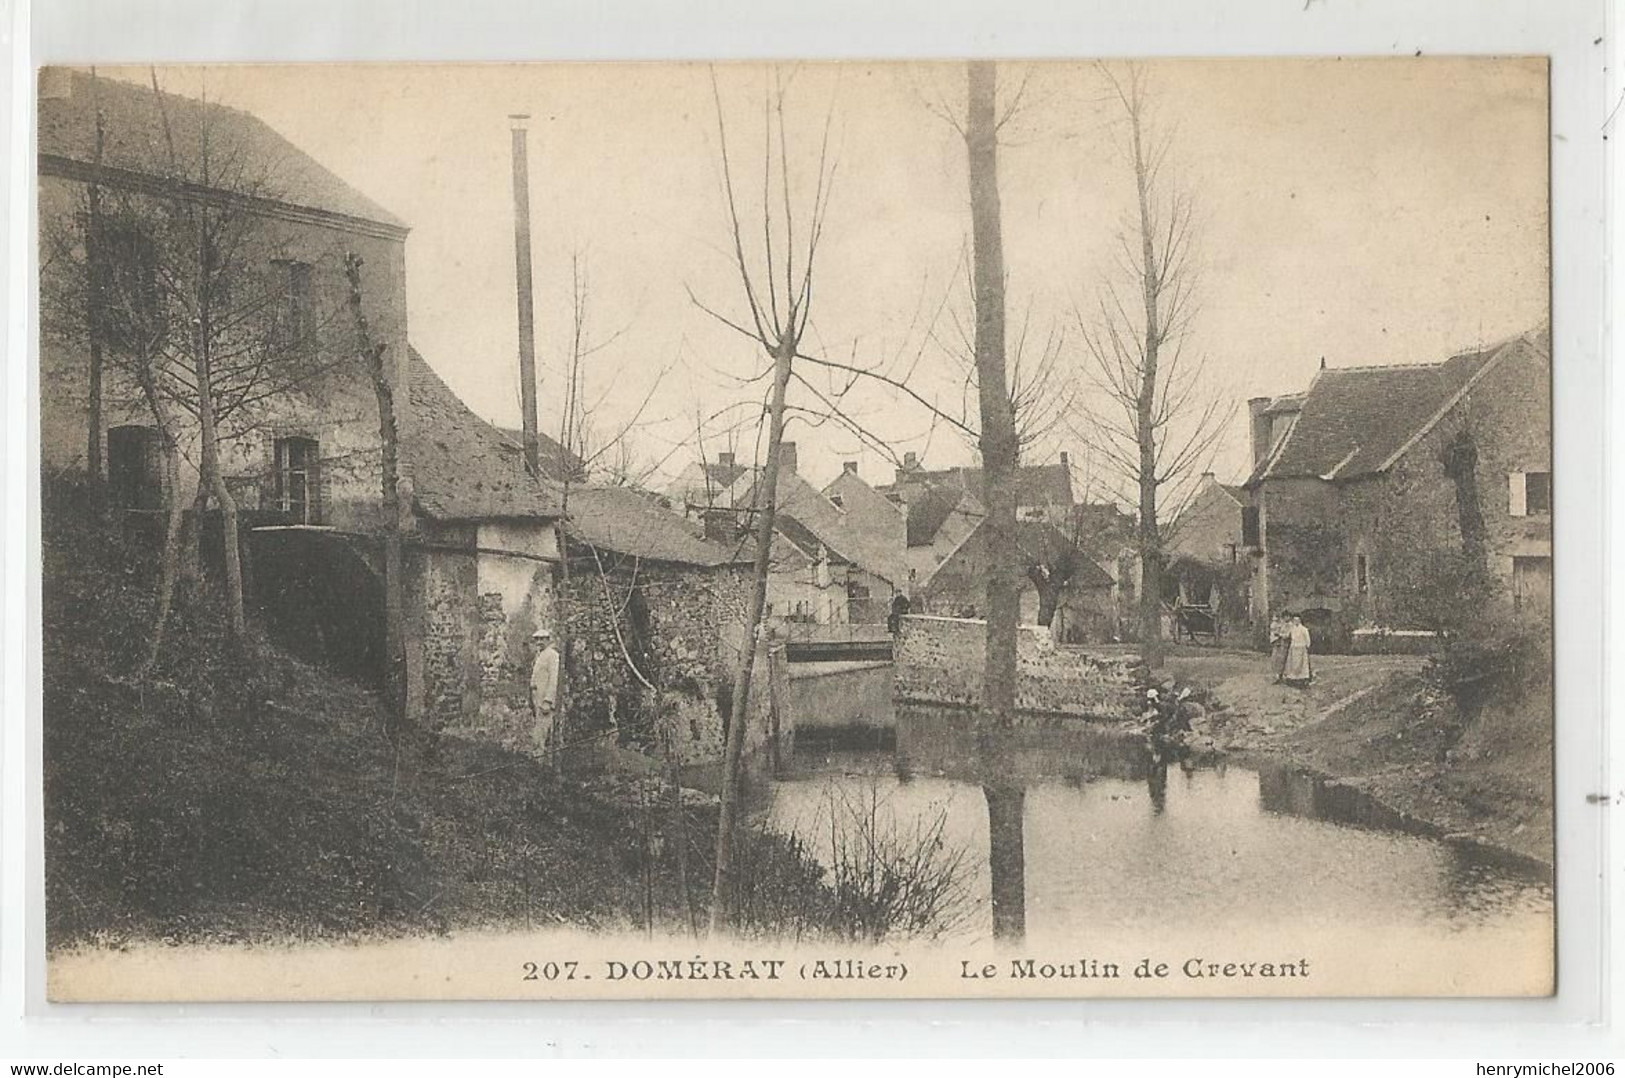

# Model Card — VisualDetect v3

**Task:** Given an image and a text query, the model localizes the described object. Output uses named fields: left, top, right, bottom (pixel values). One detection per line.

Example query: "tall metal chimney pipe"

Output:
left=510, top=114, right=541, bottom=478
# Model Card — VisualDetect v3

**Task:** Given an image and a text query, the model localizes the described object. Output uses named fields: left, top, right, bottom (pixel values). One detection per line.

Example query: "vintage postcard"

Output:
left=36, top=57, right=1553, bottom=1001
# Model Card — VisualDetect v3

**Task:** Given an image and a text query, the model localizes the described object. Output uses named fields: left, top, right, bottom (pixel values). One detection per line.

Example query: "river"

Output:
left=765, top=705, right=1554, bottom=992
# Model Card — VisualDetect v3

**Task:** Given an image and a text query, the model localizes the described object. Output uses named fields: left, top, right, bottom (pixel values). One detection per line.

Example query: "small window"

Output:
left=107, top=425, right=163, bottom=510
left=1356, top=554, right=1370, bottom=596
left=1525, top=471, right=1551, bottom=515
left=1226, top=543, right=1238, bottom=565
left=273, top=259, right=314, bottom=349
left=275, top=436, right=320, bottom=523
left=1241, top=506, right=1261, bottom=547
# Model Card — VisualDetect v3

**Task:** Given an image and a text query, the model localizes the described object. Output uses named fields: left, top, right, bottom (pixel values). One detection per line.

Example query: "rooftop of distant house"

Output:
left=406, top=347, right=561, bottom=521
left=879, top=451, right=1075, bottom=510
left=37, top=68, right=407, bottom=236
left=563, top=485, right=749, bottom=568
left=1248, top=328, right=1549, bottom=485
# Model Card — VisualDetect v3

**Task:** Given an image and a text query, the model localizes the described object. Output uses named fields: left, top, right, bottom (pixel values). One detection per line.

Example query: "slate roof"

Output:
left=746, top=471, right=910, bottom=588
left=406, top=348, right=562, bottom=521
left=1252, top=347, right=1502, bottom=484
left=38, top=69, right=406, bottom=233
left=905, top=484, right=974, bottom=547
left=933, top=518, right=1114, bottom=590
left=885, top=461, right=1073, bottom=511
left=563, top=485, right=748, bottom=567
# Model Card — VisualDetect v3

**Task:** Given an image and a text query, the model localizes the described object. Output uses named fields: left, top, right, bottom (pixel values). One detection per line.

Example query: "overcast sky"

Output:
left=108, top=58, right=1548, bottom=499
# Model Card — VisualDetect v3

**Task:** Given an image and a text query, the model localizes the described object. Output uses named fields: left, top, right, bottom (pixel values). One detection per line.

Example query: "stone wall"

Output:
left=557, top=556, right=751, bottom=765
left=893, top=614, right=1144, bottom=720
left=38, top=171, right=411, bottom=535
left=1258, top=338, right=1551, bottom=632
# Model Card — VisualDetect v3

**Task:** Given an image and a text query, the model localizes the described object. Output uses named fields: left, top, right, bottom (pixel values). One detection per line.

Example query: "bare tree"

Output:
left=344, top=253, right=408, bottom=734
left=688, top=66, right=838, bottom=935
left=965, top=60, right=1027, bottom=942
left=41, top=71, right=346, bottom=666
left=1073, top=63, right=1232, bottom=669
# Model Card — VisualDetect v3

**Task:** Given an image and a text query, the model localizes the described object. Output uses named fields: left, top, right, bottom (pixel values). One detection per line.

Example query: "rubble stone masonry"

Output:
left=894, top=615, right=1145, bottom=720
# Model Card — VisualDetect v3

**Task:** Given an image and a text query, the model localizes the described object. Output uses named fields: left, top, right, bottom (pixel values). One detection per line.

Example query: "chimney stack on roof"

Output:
left=843, top=460, right=858, bottom=475
left=1059, top=450, right=1070, bottom=470
left=1248, top=396, right=1273, bottom=468
left=717, top=450, right=735, bottom=468
left=779, top=441, right=798, bottom=475
left=896, top=450, right=920, bottom=486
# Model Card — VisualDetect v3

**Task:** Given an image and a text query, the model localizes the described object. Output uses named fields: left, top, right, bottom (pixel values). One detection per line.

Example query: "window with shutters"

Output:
left=1508, top=471, right=1551, bottom=517
left=275, top=436, right=320, bottom=523
left=1525, top=471, right=1551, bottom=515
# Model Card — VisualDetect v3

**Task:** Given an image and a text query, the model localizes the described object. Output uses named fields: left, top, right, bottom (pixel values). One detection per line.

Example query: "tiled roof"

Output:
left=39, top=69, right=406, bottom=233
left=932, top=518, right=1114, bottom=590
left=1258, top=348, right=1500, bottom=482
left=905, top=484, right=972, bottom=547
left=563, top=486, right=748, bottom=567
left=749, top=471, right=910, bottom=588
left=406, top=348, right=561, bottom=521
left=886, top=461, right=1073, bottom=510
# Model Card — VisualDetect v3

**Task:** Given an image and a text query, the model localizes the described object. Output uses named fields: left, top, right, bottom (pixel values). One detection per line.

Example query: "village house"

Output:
left=38, top=70, right=576, bottom=733
left=1161, top=473, right=1253, bottom=638
left=920, top=517, right=1117, bottom=642
left=553, top=484, right=752, bottom=763
left=1242, top=328, right=1552, bottom=645
left=1169, top=472, right=1250, bottom=567
left=673, top=444, right=909, bottom=626
left=39, top=68, right=411, bottom=535
left=402, top=349, right=564, bottom=735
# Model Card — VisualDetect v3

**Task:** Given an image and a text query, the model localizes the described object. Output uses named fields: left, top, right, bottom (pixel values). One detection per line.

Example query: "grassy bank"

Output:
left=1169, top=648, right=1553, bottom=867
left=40, top=493, right=827, bottom=949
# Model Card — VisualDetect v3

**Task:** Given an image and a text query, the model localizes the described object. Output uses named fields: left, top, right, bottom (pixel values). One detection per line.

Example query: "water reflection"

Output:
left=767, top=704, right=1552, bottom=947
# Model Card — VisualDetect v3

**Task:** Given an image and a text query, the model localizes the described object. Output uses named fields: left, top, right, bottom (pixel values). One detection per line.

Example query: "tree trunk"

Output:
left=1130, top=86, right=1166, bottom=670
left=1028, top=569, right=1060, bottom=628
left=346, top=254, right=408, bottom=733
left=193, top=317, right=246, bottom=642
left=983, top=783, right=1027, bottom=940
left=967, top=60, right=1026, bottom=942
left=133, top=347, right=184, bottom=677
left=709, top=333, right=794, bottom=936
left=1443, top=429, right=1487, bottom=570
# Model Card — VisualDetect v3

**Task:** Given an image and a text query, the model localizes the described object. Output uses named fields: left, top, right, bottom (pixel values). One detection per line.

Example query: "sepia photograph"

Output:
left=34, top=57, right=1555, bottom=1001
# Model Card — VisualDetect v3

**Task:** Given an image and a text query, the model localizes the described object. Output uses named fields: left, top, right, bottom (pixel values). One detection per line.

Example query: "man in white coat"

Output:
left=528, top=626, right=561, bottom=757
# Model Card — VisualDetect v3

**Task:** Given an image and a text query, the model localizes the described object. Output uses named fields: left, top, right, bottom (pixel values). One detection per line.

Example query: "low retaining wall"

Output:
left=773, top=660, right=895, bottom=765
left=894, top=614, right=1145, bottom=720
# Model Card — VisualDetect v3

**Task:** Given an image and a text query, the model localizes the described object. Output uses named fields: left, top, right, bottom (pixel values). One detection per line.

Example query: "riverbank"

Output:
left=1167, top=648, right=1553, bottom=869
